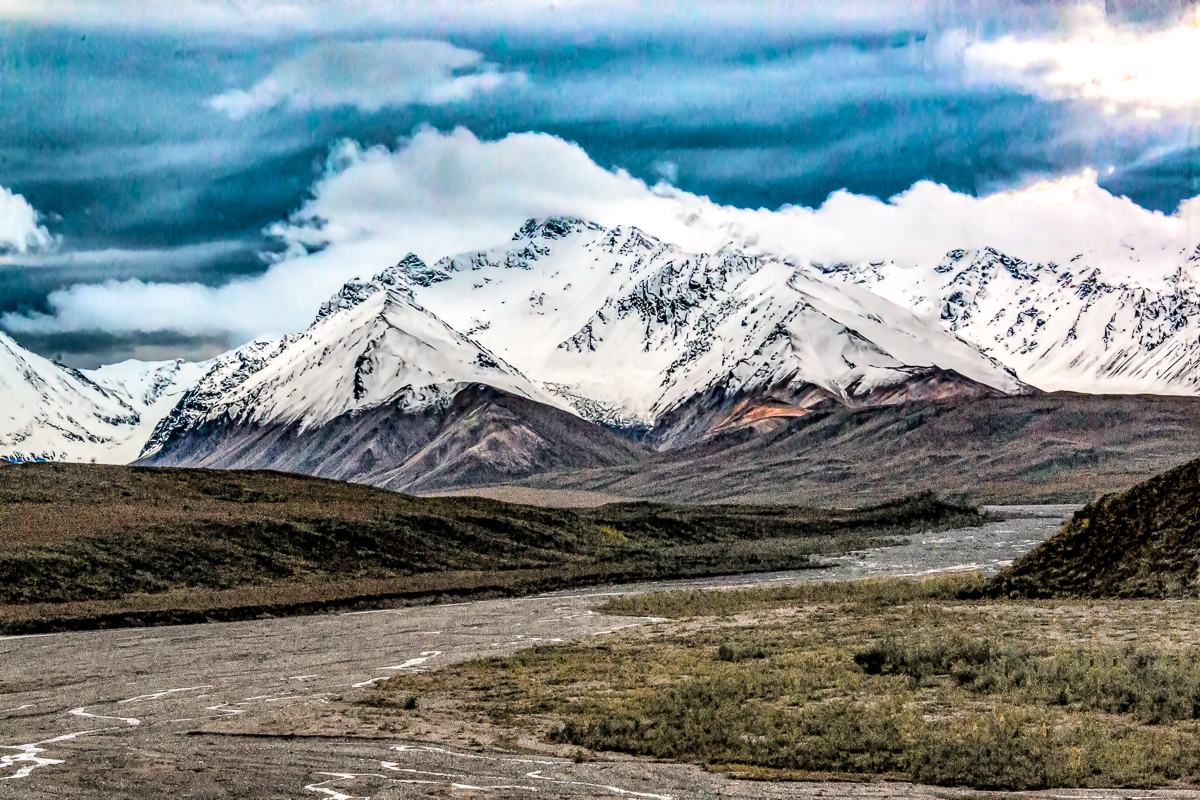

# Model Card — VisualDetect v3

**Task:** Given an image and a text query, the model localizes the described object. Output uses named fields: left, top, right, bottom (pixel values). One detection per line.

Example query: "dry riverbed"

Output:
left=12, top=507, right=1185, bottom=799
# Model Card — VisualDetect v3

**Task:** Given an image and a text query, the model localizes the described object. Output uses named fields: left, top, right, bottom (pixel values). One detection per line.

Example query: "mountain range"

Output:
left=5, top=217, right=1200, bottom=502
left=0, top=332, right=208, bottom=464
left=819, top=243, right=1200, bottom=395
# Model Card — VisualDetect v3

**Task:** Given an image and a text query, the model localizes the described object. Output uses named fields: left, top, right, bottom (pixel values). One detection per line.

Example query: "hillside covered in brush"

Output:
left=990, top=457, right=1200, bottom=598
left=0, top=463, right=987, bottom=617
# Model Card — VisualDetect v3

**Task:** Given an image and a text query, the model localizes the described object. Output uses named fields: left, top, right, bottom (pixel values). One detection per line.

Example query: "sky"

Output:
left=0, top=0, right=1198, bottom=367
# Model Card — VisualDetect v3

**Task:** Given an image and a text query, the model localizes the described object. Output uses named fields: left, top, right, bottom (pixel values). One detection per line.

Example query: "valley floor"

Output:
left=3, top=507, right=1147, bottom=800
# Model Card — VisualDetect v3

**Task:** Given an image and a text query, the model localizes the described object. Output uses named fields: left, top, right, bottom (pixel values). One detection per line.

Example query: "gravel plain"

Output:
left=9, top=507, right=1175, bottom=800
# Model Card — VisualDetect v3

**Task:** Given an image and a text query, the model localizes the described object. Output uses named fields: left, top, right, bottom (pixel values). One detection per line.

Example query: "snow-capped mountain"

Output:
left=138, top=282, right=642, bottom=489
left=189, top=283, right=555, bottom=430
left=374, top=218, right=1023, bottom=434
left=140, top=278, right=558, bottom=453
left=140, top=216, right=1021, bottom=458
left=818, top=244, right=1200, bottom=395
left=142, top=284, right=555, bottom=459
left=18, top=216, right=1200, bottom=480
left=0, top=332, right=209, bottom=464
left=139, top=338, right=293, bottom=459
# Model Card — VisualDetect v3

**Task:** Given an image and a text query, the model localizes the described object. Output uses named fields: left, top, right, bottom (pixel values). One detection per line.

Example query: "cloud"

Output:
left=207, top=38, right=522, bottom=119
left=2, top=279, right=263, bottom=338
left=6, top=330, right=236, bottom=370
left=0, top=240, right=248, bottom=269
left=652, top=160, right=679, bottom=184
left=5, top=126, right=1199, bottom=345
left=0, top=1, right=928, bottom=40
left=0, top=185, right=55, bottom=255
left=961, top=7, right=1200, bottom=111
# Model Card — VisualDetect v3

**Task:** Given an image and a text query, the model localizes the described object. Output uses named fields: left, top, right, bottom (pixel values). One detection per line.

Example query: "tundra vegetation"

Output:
left=0, top=462, right=986, bottom=634
left=367, top=574, right=1200, bottom=790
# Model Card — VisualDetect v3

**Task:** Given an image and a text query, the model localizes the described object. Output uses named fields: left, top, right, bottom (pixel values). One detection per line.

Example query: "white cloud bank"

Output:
left=962, top=7, right=1200, bottom=111
left=4, top=127, right=1199, bottom=343
left=0, top=1, right=927, bottom=40
left=0, top=184, right=54, bottom=255
left=207, top=38, right=522, bottom=119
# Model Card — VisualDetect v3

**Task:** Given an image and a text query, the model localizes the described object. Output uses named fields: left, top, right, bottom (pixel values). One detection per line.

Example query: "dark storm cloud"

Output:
left=0, top=241, right=264, bottom=316
left=1, top=0, right=1198, bottom=362
left=6, top=329, right=235, bottom=369
left=1105, top=145, right=1200, bottom=214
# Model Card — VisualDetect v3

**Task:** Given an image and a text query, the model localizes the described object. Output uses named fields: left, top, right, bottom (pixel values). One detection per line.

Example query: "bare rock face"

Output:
left=643, top=367, right=1018, bottom=450
left=368, top=384, right=646, bottom=493
left=139, top=384, right=644, bottom=494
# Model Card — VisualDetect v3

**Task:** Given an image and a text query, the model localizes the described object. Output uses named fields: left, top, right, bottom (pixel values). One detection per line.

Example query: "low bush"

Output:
left=365, top=583, right=1200, bottom=789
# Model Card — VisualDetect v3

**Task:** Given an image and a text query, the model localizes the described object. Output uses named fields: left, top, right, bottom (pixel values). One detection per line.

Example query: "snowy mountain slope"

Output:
left=139, top=280, right=582, bottom=464
left=0, top=332, right=142, bottom=463
left=21, top=217, right=1200, bottom=477
left=137, top=285, right=642, bottom=488
left=139, top=338, right=294, bottom=458
left=85, top=357, right=214, bottom=461
left=0, top=334, right=217, bottom=464
left=201, top=285, right=558, bottom=429
left=643, top=257, right=1023, bottom=412
left=379, top=218, right=1023, bottom=433
left=818, top=245, right=1200, bottom=395
left=86, top=358, right=211, bottom=411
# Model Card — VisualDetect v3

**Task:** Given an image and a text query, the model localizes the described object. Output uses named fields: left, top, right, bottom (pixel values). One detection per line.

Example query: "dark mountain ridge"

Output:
left=515, top=392, right=1200, bottom=506
left=137, top=385, right=645, bottom=493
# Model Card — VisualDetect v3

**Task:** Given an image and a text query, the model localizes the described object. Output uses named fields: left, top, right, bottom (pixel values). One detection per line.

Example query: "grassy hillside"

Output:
left=0, top=463, right=987, bottom=632
left=989, top=456, right=1200, bottom=599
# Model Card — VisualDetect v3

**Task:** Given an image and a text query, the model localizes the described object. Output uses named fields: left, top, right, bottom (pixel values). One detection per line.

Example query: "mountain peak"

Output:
left=598, top=224, right=669, bottom=256
left=313, top=278, right=390, bottom=326
left=933, top=247, right=1050, bottom=283
left=512, top=217, right=604, bottom=242
left=377, top=253, right=450, bottom=288
left=192, top=285, right=555, bottom=431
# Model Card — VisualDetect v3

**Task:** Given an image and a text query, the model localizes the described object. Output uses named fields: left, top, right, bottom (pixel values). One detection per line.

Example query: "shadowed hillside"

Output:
left=990, top=456, right=1200, bottom=598
left=516, top=393, right=1200, bottom=505
left=137, top=385, right=646, bottom=493
left=0, top=463, right=987, bottom=632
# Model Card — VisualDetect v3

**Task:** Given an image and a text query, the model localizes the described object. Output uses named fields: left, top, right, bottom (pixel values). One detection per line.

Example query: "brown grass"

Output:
left=991, top=455, right=1200, bottom=599
left=362, top=576, right=1200, bottom=790
left=0, top=463, right=989, bottom=634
